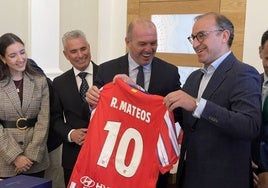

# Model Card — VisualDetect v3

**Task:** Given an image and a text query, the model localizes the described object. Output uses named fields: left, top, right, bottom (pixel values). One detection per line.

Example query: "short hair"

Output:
left=195, top=12, right=234, bottom=47
left=261, top=30, right=268, bottom=48
left=62, top=30, right=87, bottom=50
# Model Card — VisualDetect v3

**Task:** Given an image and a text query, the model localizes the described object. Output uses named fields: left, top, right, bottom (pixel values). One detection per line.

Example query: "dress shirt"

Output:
left=68, top=62, right=93, bottom=142
left=128, top=53, right=152, bottom=91
left=73, top=62, right=93, bottom=91
left=193, top=51, right=231, bottom=118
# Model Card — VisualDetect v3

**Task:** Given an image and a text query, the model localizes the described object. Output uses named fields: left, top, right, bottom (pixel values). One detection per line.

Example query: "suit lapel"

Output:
left=21, top=74, right=35, bottom=116
left=261, top=73, right=264, bottom=84
left=2, top=78, right=24, bottom=117
left=92, top=61, right=99, bottom=83
left=182, top=70, right=204, bottom=128
left=68, top=69, right=91, bottom=120
left=68, top=69, right=85, bottom=105
left=148, top=58, right=158, bottom=93
left=202, top=53, right=234, bottom=100
left=193, top=71, right=204, bottom=98
left=183, top=69, right=204, bottom=98
left=120, top=54, right=130, bottom=75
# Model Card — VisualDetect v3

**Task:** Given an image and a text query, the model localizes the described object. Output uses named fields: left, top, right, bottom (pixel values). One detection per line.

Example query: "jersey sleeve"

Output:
left=157, top=111, right=181, bottom=174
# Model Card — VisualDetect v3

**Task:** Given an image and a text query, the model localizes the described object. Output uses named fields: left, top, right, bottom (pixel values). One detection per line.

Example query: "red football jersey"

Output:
left=68, top=78, right=180, bottom=188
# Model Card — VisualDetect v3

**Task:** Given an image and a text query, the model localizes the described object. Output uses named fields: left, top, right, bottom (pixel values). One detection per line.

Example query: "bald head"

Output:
left=126, top=18, right=157, bottom=41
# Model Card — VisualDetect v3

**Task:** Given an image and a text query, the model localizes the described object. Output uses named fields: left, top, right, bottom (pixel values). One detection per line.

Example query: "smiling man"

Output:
left=51, top=30, right=98, bottom=186
left=164, top=12, right=262, bottom=188
left=86, top=18, right=181, bottom=188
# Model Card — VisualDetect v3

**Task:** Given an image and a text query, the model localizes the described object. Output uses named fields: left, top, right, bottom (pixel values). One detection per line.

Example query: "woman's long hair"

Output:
left=0, top=33, right=38, bottom=82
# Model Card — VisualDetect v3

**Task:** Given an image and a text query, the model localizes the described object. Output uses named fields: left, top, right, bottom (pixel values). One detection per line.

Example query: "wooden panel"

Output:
left=220, top=0, right=246, bottom=60
left=127, top=0, right=246, bottom=67
left=156, top=53, right=200, bottom=67
left=139, top=0, right=220, bottom=66
left=140, top=0, right=200, bottom=2
left=140, top=0, right=220, bottom=15
left=127, top=0, right=140, bottom=24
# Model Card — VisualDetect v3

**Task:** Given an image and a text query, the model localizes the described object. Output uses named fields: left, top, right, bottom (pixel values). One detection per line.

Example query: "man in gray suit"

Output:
left=164, top=12, right=261, bottom=188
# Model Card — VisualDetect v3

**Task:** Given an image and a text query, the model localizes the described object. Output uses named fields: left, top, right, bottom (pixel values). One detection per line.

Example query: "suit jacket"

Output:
left=52, top=62, right=98, bottom=170
left=95, top=54, right=181, bottom=188
left=0, top=73, right=50, bottom=177
left=259, top=73, right=268, bottom=172
left=178, top=52, right=262, bottom=188
left=95, top=54, right=181, bottom=97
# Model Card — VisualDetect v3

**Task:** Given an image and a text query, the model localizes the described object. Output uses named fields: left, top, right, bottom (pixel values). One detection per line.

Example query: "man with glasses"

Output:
left=187, top=29, right=224, bottom=44
left=164, top=12, right=261, bottom=188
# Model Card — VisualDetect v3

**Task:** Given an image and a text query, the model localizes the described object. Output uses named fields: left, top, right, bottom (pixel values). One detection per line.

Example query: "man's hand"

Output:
left=113, top=74, right=136, bottom=86
left=252, top=161, right=259, bottom=187
left=70, top=128, right=88, bottom=145
left=86, top=74, right=137, bottom=108
left=86, top=86, right=100, bottom=107
left=164, top=90, right=196, bottom=111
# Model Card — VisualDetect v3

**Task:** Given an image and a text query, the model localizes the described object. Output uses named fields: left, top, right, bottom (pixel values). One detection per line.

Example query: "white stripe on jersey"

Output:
left=157, top=111, right=180, bottom=167
left=164, top=111, right=180, bottom=156
left=157, top=134, right=169, bottom=166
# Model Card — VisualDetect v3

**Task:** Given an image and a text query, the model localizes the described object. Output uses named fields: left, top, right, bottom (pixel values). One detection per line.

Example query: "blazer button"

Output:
left=18, top=141, right=24, bottom=145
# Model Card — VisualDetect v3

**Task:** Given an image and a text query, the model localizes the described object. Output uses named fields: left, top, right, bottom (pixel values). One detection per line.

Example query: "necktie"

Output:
left=136, top=66, right=144, bottom=88
left=78, top=72, right=89, bottom=102
left=263, top=95, right=268, bottom=122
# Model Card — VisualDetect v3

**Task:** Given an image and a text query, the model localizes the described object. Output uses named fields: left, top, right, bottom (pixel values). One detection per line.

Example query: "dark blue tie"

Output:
left=78, top=72, right=89, bottom=102
left=136, top=66, right=144, bottom=88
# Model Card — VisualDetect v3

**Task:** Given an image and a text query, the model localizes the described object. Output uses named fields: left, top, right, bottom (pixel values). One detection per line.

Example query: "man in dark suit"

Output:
left=86, top=18, right=181, bottom=188
left=252, top=30, right=268, bottom=188
left=52, top=30, right=98, bottom=186
left=164, top=12, right=261, bottom=188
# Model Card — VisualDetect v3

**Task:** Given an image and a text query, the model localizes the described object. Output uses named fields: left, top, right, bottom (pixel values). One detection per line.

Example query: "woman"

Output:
left=0, top=33, right=49, bottom=178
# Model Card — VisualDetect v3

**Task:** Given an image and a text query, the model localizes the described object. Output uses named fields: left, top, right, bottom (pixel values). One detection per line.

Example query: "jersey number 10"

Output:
left=97, top=121, right=143, bottom=177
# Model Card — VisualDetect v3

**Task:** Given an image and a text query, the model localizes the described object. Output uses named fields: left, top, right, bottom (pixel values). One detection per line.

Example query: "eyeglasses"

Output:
left=187, top=29, right=224, bottom=44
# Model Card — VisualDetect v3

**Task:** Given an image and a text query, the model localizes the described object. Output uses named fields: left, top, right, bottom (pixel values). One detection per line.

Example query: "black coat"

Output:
left=52, top=62, right=98, bottom=169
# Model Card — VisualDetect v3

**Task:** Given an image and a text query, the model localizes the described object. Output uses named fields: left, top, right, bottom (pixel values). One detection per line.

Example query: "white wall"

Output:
left=59, top=0, right=99, bottom=72
left=0, top=0, right=266, bottom=77
left=98, top=0, right=127, bottom=64
left=96, top=0, right=268, bottom=74
left=243, top=0, right=268, bottom=73
left=30, top=0, right=61, bottom=79
left=0, top=1, right=29, bottom=51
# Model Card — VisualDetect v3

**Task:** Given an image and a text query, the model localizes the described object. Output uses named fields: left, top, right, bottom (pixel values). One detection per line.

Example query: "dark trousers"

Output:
left=156, top=172, right=169, bottom=188
left=64, top=168, right=72, bottom=186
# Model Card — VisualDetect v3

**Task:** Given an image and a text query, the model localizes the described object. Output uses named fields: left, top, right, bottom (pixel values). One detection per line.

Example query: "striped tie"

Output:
left=78, top=72, right=89, bottom=103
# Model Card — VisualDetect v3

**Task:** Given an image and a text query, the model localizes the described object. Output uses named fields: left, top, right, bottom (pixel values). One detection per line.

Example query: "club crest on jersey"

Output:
left=131, top=88, right=138, bottom=93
